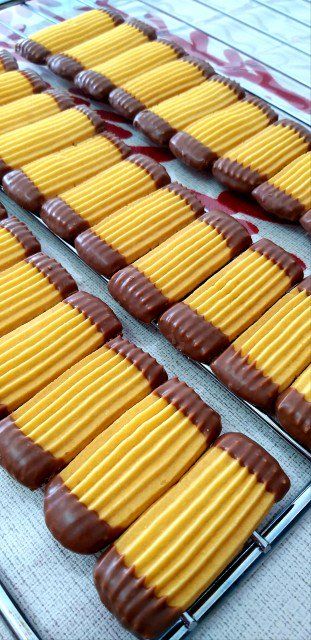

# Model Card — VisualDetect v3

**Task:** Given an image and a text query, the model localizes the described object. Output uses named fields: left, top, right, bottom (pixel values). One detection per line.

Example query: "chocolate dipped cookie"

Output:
left=94, top=432, right=289, bottom=639
left=0, top=50, right=18, bottom=73
left=276, top=365, right=311, bottom=450
left=159, top=239, right=303, bottom=362
left=0, top=216, right=40, bottom=271
left=0, top=89, right=74, bottom=136
left=109, top=210, right=251, bottom=322
left=0, top=69, right=47, bottom=107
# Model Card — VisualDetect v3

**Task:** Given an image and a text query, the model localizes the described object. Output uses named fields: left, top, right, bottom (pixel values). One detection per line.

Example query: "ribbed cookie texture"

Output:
left=159, top=239, right=303, bottom=363
left=0, top=89, right=74, bottom=136
left=3, top=132, right=130, bottom=212
left=276, top=365, right=311, bottom=450
left=16, top=8, right=124, bottom=64
left=0, top=105, right=105, bottom=179
left=252, top=152, right=311, bottom=221
left=134, top=75, right=245, bottom=146
left=0, top=216, right=40, bottom=272
left=169, top=96, right=277, bottom=170
left=0, top=50, right=18, bottom=72
left=41, top=154, right=170, bottom=242
left=48, top=19, right=156, bottom=79
left=0, top=252, right=77, bottom=336
left=0, top=291, right=121, bottom=418
left=0, top=337, right=166, bottom=490
left=213, top=120, right=311, bottom=193
left=109, top=210, right=251, bottom=323
left=212, top=276, right=311, bottom=410
left=75, top=39, right=184, bottom=101
left=75, top=183, right=204, bottom=278
left=94, top=432, right=290, bottom=639
left=109, top=56, right=215, bottom=120
left=0, top=69, right=47, bottom=107
left=44, top=377, right=221, bottom=552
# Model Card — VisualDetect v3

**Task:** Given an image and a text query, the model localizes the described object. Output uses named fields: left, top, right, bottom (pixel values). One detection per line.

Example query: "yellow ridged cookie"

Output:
left=44, top=377, right=221, bottom=552
left=0, top=69, right=47, bottom=106
left=0, top=291, right=121, bottom=416
left=159, top=238, right=303, bottom=363
left=40, top=153, right=170, bottom=242
left=0, top=217, right=40, bottom=272
left=75, top=182, right=205, bottom=278
left=0, top=90, right=73, bottom=136
left=0, top=252, right=77, bottom=336
left=3, top=132, right=130, bottom=213
left=213, top=120, right=311, bottom=193
left=94, top=432, right=289, bottom=639
left=0, top=337, right=166, bottom=489
left=212, top=277, right=311, bottom=410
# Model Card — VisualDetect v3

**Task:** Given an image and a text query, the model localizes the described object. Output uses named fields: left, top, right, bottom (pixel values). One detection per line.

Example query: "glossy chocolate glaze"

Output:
left=127, top=153, right=170, bottom=187
left=167, top=182, right=204, bottom=217
left=44, top=475, right=124, bottom=553
left=250, top=238, right=303, bottom=283
left=170, top=130, right=218, bottom=170
left=211, top=345, right=279, bottom=411
left=0, top=415, right=65, bottom=489
left=20, top=69, right=48, bottom=93
left=134, top=74, right=244, bottom=146
left=94, top=546, right=181, bottom=639
left=0, top=216, right=40, bottom=256
left=41, top=196, right=90, bottom=242
left=75, top=228, right=128, bottom=277
left=154, top=377, right=221, bottom=441
left=64, top=291, right=122, bottom=339
left=0, top=50, right=18, bottom=71
left=109, top=86, right=145, bottom=120
left=159, top=301, right=230, bottom=363
left=0, top=202, right=7, bottom=219
left=16, top=39, right=52, bottom=64
left=279, top=119, right=311, bottom=147
left=125, top=17, right=157, bottom=41
left=276, top=387, right=311, bottom=451
left=203, top=209, right=251, bottom=255
left=212, top=157, right=264, bottom=193
left=26, top=252, right=77, bottom=299
left=252, top=181, right=307, bottom=221
left=300, top=210, right=311, bottom=236
left=47, top=53, right=84, bottom=80
left=46, top=88, right=75, bottom=111
left=75, top=104, right=106, bottom=132
left=215, top=432, right=290, bottom=501
left=107, top=335, right=167, bottom=389
left=109, top=264, right=170, bottom=323
left=297, top=275, right=311, bottom=295
left=3, top=170, right=44, bottom=212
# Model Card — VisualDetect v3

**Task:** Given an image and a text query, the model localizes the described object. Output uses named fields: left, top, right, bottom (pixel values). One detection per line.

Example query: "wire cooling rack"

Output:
left=0, top=1, right=310, bottom=639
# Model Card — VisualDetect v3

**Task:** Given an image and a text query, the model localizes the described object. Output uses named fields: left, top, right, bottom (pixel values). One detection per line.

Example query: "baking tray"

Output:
left=0, top=1, right=310, bottom=639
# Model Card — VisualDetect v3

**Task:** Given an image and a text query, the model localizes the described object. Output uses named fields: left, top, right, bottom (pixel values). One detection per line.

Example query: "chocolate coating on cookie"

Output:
left=252, top=181, right=307, bottom=222
left=128, top=153, right=170, bottom=187
left=26, top=252, right=77, bottom=299
left=0, top=415, right=65, bottom=489
left=125, top=17, right=157, bottom=41
left=167, top=182, right=204, bottom=217
left=44, top=475, right=124, bottom=553
left=109, top=86, right=146, bottom=120
left=45, top=88, right=75, bottom=111
left=20, top=68, right=48, bottom=93
left=75, top=68, right=116, bottom=100
left=212, top=157, right=265, bottom=193
left=0, top=49, right=18, bottom=71
left=250, top=238, right=303, bottom=283
left=64, top=291, right=121, bottom=338
left=94, top=546, right=181, bottom=639
left=109, top=265, right=170, bottom=323
left=297, top=275, right=311, bottom=295
left=107, top=336, right=167, bottom=389
left=75, top=104, right=106, bottom=132
left=16, top=38, right=51, bottom=64
left=159, top=302, right=230, bottom=363
left=47, top=53, right=85, bottom=80
left=276, top=387, right=311, bottom=451
left=154, top=377, right=221, bottom=442
left=0, top=202, right=7, bottom=219
left=211, top=345, right=279, bottom=411
left=0, top=216, right=40, bottom=256
left=75, top=228, right=128, bottom=277
left=203, top=210, right=252, bottom=255
left=170, top=130, right=218, bottom=170
left=3, top=170, right=44, bottom=212
left=279, top=119, right=311, bottom=147
left=215, top=432, right=290, bottom=501
left=300, top=210, right=311, bottom=236
left=41, top=197, right=90, bottom=242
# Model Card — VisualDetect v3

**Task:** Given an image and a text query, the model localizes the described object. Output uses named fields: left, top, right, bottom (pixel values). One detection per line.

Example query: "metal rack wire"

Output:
left=0, top=1, right=310, bottom=639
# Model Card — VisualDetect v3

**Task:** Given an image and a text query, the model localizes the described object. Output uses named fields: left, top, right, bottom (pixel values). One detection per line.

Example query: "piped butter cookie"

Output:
left=0, top=252, right=77, bottom=336
left=159, top=239, right=303, bottom=363
left=0, top=216, right=40, bottom=272
left=109, top=210, right=251, bottom=323
left=47, top=18, right=156, bottom=79
left=213, top=120, right=311, bottom=193
left=134, top=75, right=244, bottom=146
left=0, top=291, right=121, bottom=418
left=3, top=132, right=130, bottom=212
left=109, top=56, right=215, bottom=120
left=276, top=364, right=311, bottom=450
left=0, top=337, right=166, bottom=489
left=41, top=154, right=170, bottom=242
left=0, top=89, right=74, bottom=136
left=212, top=277, right=311, bottom=410
left=0, top=69, right=47, bottom=107
left=94, top=432, right=289, bottom=639
left=16, top=8, right=124, bottom=64
left=75, top=183, right=204, bottom=278
left=74, top=39, right=184, bottom=101
left=44, top=377, right=220, bottom=552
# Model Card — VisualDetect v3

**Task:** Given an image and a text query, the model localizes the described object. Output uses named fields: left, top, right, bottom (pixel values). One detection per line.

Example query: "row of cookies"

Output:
left=0, top=210, right=291, bottom=639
